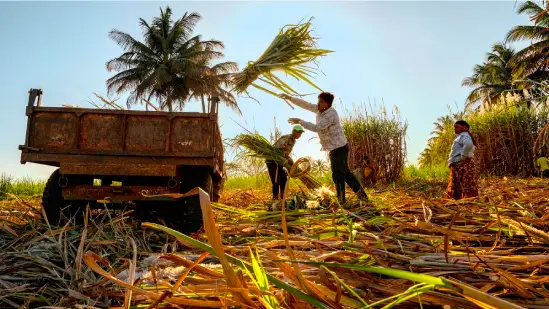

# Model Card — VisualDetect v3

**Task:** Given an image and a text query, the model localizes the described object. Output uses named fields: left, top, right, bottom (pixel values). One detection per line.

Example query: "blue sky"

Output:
left=0, top=1, right=530, bottom=179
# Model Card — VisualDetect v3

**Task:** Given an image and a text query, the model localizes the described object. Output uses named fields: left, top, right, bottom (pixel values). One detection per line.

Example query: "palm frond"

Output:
left=517, top=1, right=545, bottom=17
left=506, top=25, right=548, bottom=42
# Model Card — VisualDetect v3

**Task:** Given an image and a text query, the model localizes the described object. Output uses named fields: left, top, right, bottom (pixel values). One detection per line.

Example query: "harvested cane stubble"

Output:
left=0, top=178, right=549, bottom=308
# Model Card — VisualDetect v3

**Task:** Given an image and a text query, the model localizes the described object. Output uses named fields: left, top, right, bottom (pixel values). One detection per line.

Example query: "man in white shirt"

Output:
left=279, top=92, right=368, bottom=204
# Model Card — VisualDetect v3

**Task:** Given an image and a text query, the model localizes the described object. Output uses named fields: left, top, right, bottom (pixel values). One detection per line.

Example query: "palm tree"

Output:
left=462, top=43, right=519, bottom=110
left=106, top=6, right=238, bottom=112
left=185, top=44, right=239, bottom=113
left=506, top=1, right=549, bottom=80
left=420, top=111, right=467, bottom=168
left=312, top=159, right=329, bottom=175
left=428, top=115, right=453, bottom=142
left=418, top=144, right=433, bottom=168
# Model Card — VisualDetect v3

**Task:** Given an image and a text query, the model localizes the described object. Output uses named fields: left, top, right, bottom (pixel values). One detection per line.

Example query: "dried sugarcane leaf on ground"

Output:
left=1, top=178, right=549, bottom=307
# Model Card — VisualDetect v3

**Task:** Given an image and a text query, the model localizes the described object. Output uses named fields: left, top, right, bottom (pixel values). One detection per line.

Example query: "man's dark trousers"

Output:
left=266, top=160, right=287, bottom=199
left=329, top=144, right=367, bottom=203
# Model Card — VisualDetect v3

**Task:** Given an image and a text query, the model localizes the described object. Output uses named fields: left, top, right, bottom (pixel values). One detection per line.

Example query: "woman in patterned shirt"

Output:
left=447, top=120, right=479, bottom=199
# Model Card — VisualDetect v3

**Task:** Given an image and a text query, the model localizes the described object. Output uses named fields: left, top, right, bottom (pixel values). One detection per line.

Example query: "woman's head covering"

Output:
left=455, top=120, right=477, bottom=146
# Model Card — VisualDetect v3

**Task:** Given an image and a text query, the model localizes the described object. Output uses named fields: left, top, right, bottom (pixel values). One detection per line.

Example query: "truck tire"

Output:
left=178, top=171, right=212, bottom=234
left=212, top=173, right=223, bottom=203
left=135, top=170, right=212, bottom=235
left=42, top=169, right=85, bottom=225
left=42, top=170, right=63, bottom=225
left=180, top=168, right=213, bottom=197
left=135, top=197, right=203, bottom=235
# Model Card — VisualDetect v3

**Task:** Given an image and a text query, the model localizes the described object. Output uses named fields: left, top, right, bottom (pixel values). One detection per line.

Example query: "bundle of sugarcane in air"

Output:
left=231, top=133, right=322, bottom=190
left=232, top=18, right=332, bottom=106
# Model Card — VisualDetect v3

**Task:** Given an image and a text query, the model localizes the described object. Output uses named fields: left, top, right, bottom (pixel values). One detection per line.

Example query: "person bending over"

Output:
left=266, top=125, right=304, bottom=200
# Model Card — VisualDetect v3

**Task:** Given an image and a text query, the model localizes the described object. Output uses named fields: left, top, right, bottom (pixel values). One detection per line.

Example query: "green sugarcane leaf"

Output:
left=143, top=222, right=331, bottom=309
left=322, top=266, right=369, bottom=307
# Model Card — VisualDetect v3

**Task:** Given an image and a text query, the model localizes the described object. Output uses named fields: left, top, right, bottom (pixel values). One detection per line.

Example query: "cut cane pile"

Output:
left=0, top=178, right=549, bottom=308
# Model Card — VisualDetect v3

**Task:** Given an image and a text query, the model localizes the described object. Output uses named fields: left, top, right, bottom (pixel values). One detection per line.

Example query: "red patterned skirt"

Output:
left=447, top=158, right=479, bottom=200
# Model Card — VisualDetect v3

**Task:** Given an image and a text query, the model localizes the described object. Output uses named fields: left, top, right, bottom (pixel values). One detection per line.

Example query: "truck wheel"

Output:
left=135, top=198, right=202, bottom=235
left=182, top=172, right=212, bottom=233
left=179, top=195, right=203, bottom=234
left=42, top=169, right=85, bottom=225
left=170, top=169, right=214, bottom=234
left=212, top=174, right=224, bottom=203
left=199, top=173, right=213, bottom=197
left=180, top=169, right=213, bottom=198
left=135, top=168, right=214, bottom=235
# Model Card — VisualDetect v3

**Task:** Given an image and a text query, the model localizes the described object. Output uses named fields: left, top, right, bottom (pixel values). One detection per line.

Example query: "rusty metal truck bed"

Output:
left=20, top=91, right=224, bottom=178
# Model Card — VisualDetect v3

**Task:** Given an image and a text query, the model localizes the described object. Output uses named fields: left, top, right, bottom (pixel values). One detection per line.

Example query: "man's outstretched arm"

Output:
left=301, top=112, right=333, bottom=133
left=278, top=94, right=317, bottom=113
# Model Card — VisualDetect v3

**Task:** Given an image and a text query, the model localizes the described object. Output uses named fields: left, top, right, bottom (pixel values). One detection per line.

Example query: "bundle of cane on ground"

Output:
left=231, top=133, right=322, bottom=190
left=232, top=18, right=332, bottom=103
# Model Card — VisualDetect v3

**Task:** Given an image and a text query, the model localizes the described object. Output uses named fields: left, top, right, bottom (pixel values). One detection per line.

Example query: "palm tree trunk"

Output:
left=167, top=95, right=173, bottom=112
left=201, top=95, right=206, bottom=113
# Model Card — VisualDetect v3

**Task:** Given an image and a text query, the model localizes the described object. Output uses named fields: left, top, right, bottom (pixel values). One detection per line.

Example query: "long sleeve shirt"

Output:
left=274, top=134, right=296, bottom=160
left=448, top=132, right=475, bottom=165
left=287, top=97, right=348, bottom=152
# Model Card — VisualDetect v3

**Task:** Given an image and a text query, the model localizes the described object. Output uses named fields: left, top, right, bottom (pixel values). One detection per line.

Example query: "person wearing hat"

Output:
left=535, top=153, right=549, bottom=178
left=266, top=125, right=304, bottom=201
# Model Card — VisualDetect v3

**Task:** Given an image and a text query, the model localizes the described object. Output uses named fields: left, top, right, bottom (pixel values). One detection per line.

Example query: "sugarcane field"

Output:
left=5, top=1, right=549, bottom=308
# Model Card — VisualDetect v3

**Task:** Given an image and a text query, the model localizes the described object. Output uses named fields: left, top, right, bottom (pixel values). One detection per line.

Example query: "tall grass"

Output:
left=0, top=174, right=45, bottom=199
left=224, top=174, right=271, bottom=190
left=420, top=105, right=549, bottom=177
left=224, top=172, right=334, bottom=191
left=474, top=106, right=548, bottom=176
left=342, top=102, right=408, bottom=183
left=404, top=164, right=448, bottom=181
